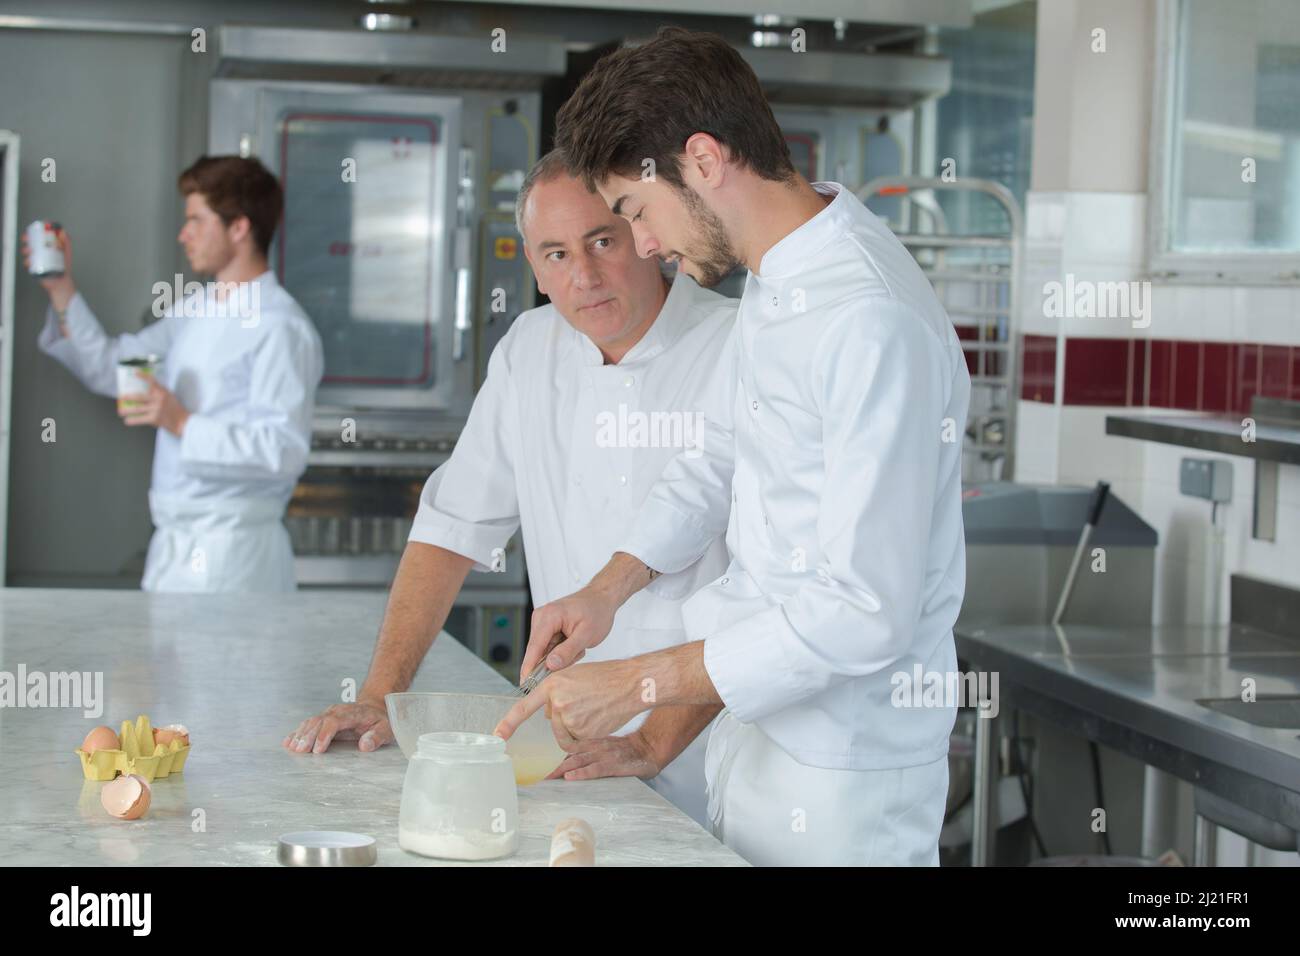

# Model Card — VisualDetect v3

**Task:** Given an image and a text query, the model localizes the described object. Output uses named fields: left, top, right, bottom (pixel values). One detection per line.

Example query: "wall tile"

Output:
left=1202, top=343, right=1233, bottom=413
left=1234, top=287, right=1299, bottom=345
left=1064, top=338, right=1129, bottom=405
left=1062, top=192, right=1146, bottom=265
left=1235, top=345, right=1261, bottom=414
left=1014, top=399, right=1061, bottom=482
left=1260, top=345, right=1293, bottom=400
left=1149, top=339, right=1173, bottom=407
left=1021, top=333, right=1058, bottom=402
left=1128, top=339, right=1147, bottom=407
left=1173, top=341, right=1201, bottom=410
left=1024, top=190, right=1067, bottom=242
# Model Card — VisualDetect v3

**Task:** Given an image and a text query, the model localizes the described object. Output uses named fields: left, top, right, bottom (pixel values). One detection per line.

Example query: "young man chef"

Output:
left=497, top=28, right=971, bottom=866
left=284, top=149, right=737, bottom=825
left=26, top=155, right=324, bottom=592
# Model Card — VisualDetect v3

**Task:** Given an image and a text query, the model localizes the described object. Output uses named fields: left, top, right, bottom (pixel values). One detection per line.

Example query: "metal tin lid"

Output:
left=277, top=830, right=377, bottom=867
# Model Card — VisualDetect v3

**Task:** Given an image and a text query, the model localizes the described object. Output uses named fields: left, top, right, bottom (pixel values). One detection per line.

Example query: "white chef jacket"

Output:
left=622, top=182, right=971, bottom=772
left=38, top=270, right=324, bottom=590
left=408, top=271, right=736, bottom=818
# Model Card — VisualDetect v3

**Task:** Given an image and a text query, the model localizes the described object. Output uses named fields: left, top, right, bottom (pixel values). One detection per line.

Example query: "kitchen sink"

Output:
left=1197, top=695, right=1300, bottom=729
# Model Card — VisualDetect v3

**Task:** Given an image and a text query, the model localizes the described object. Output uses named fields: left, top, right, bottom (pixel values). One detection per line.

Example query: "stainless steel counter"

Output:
left=0, top=589, right=744, bottom=867
left=955, top=622, right=1300, bottom=864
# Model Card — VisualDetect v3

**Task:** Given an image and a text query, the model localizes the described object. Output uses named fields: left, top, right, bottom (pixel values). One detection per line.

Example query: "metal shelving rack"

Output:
left=860, top=175, right=1023, bottom=482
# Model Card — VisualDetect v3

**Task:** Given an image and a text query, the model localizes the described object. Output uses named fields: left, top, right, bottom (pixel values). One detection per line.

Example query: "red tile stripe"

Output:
left=1014, top=335, right=1300, bottom=413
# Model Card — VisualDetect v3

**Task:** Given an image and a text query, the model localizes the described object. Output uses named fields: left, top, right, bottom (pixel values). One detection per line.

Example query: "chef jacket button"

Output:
left=771, top=296, right=778, bottom=307
left=618, top=475, right=628, bottom=485
left=720, top=577, right=729, bottom=585
left=751, top=401, right=758, bottom=412
left=573, top=572, right=581, bottom=583
left=623, top=375, right=634, bottom=387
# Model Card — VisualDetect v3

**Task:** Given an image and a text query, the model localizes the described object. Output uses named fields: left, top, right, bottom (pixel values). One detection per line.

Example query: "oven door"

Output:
left=212, top=80, right=468, bottom=415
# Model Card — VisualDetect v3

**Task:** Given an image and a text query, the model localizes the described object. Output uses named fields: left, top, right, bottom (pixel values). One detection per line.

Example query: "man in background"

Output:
left=25, top=155, right=323, bottom=592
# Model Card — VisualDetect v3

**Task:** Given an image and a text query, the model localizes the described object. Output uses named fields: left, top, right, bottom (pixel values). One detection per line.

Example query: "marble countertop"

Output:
left=0, top=589, right=743, bottom=866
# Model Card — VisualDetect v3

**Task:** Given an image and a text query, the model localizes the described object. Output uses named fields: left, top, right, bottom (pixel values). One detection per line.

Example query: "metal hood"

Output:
left=214, top=24, right=568, bottom=89
left=610, top=30, right=951, bottom=111
left=739, top=45, right=950, bottom=110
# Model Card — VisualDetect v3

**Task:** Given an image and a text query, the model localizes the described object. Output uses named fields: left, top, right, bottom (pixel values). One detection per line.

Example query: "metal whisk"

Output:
left=512, top=660, right=551, bottom=698
left=512, top=635, right=566, bottom=698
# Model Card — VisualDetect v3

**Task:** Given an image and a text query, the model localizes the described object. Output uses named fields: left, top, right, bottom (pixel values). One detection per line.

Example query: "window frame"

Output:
left=1148, top=0, right=1300, bottom=284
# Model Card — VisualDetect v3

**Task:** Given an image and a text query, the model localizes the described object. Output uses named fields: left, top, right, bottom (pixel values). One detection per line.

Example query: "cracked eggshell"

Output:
left=101, top=773, right=151, bottom=820
left=153, top=724, right=190, bottom=748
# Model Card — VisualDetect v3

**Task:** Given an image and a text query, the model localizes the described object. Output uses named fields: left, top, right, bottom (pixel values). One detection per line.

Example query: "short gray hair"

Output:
left=515, top=147, right=578, bottom=240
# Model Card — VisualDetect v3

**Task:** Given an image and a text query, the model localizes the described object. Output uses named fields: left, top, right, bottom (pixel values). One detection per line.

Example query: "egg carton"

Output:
left=74, top=715, right=191, bottom=782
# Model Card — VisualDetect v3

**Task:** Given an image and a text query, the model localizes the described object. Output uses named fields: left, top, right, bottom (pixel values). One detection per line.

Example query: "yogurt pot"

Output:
left=117, top=356, right=162, bottom=413
left=398, top=731, right=519, bottom=862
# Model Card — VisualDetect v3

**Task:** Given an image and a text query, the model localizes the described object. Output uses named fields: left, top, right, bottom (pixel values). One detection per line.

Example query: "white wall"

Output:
left=1, top=28, right=205, bottom=586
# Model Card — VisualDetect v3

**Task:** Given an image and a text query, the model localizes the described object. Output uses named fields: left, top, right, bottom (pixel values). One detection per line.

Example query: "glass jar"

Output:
left=398, top=731, right=519, bottom=861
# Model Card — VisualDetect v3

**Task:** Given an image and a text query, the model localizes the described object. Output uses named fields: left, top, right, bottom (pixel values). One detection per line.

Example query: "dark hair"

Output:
left=177, top=155, right=283, bottom=256
left=555, top=26, right=795, bottom=193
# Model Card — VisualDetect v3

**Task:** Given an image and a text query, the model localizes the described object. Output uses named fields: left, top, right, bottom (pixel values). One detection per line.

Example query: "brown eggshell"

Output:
left=153, top=724, right=190, bottom=748
left=101, top=774, right=151, bottom=820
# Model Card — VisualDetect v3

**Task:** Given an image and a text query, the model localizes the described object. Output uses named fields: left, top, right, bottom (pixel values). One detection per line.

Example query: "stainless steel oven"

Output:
left=210, top=76, right=543, bottom=415
left=208, top=23, right=562, bottom=402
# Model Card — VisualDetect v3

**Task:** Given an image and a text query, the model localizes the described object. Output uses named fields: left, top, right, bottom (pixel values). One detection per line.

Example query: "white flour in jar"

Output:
left=399, top=827, right=517, bottom=861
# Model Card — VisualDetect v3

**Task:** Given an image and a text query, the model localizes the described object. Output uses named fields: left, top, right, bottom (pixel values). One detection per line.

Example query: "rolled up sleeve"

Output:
left=408, top=340, right=521, bottom=573
left=703, top=299, right=951, bottom=722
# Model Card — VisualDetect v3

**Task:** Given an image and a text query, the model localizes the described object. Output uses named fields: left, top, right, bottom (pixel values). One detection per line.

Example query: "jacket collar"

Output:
left=755, top=181, right=853, bottom=281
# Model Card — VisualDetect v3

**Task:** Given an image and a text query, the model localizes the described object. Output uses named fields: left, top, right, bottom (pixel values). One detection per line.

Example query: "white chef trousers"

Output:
left=644, top=717, right=713, bottom=829
left=144, top=492, right=296, bottom=593
left=704, top=709, right=948, bottom=866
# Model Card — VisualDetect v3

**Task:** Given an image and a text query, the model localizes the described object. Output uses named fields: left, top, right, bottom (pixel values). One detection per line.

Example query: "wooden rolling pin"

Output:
left=549, top=817, right=596, bottom=867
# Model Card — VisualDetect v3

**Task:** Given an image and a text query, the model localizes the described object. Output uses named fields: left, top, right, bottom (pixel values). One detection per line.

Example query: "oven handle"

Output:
left=453, top=146, right=476, bottom=362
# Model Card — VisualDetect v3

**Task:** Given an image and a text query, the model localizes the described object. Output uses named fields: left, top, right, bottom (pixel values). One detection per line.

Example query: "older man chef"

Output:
left=26, top=155, right=323, bottom=592
left=284, top=149, right=737, bottom=825
left=498, top=29, right=971, bottom=866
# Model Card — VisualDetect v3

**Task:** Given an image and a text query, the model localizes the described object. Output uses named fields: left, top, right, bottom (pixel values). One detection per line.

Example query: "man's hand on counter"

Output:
left=544, top=701, right=721, bottom=783
left=546, top=729, right=661, bottom=781
left=283, top=699, right=393, bottom=754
